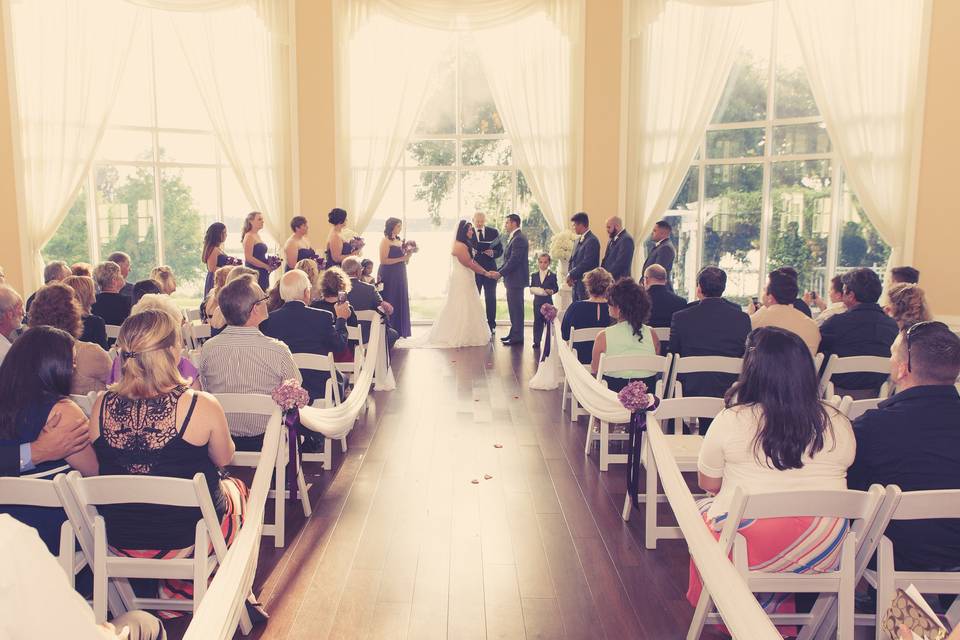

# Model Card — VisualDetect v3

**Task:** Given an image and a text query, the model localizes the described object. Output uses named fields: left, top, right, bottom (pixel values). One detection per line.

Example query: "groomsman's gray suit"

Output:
left=567, top=229, right=600, bottom=302
left=601, top=229, right=635, bottom=281
left=498, top=229, right=529, bottom=343
left=642, top=238, right=677, bottom=290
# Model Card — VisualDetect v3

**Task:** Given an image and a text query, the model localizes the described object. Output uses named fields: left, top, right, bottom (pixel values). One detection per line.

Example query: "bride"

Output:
left=397, top=220, right=496, bottom=348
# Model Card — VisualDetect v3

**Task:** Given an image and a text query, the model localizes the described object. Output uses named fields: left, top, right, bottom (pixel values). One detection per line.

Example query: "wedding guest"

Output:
left=132, top=279, right=162, bottom=306
left=889, top=265, right=920, bottom=285
left=202, top=266, right=234, bottom=324
left=529, top=253, right=558, bottom=351
left=804, top=275, right=846, bottom=327
left=749, top=268, right=820, bottom=357
left=0, top=285, right=24, bottom=365
left=643, top=264, right=687, bottom=332
left=343, top=257, right=396, bottom=346
left=63, top=275, right=107, bottom=350
left=847, top=322, right=960, bottom=571
left=265, top=284, right=284, bottom=313
left=326, top=207, right=359, bottom=267
left=360, top=259, right=376, bottom=284
left=284, top=215, right=318, bottom=271
left=378, top=217, right=411, bottom=338
left=295, top=258, right=323, bottom=302
left=884, top=283, right=933, bottom=330
left=591, top=278, right=661, bottom=393
left=601, top=216, right=635, bottom=281
left=0, top=265, right=5, bottom=285
left=198, top=274, right=300, bottom=451
left=561, top=267, right=613, bottom=364
left=207, top=267, right=257, bottom=335
left=91, top=309, right=246, bottom=612
left=567, top=212, right=600, bottom=302
left=91, top=261, right=132, bottom=327
left=70, top=262, right=92, bottom=277
left=202, top=222, right=231, bottom=298
left=641, top=220, right=676, bottom=291
left=260, top=269, right=350, bottom=402
left=0, top=326, right=97, bottom=552
left=25, top=261, right=70, bottom=312
left=242, top=211, right=276, bottom=291
left=150, top=265, right=176, bottom=295
left=820, top=268, right=899, bottom=398
left=312, top=267, right=359, bottom=364
left=106, top=251, right=135, bottom=301
left=689, top=327, right=855, bottom=626
left=473, top=212, right=502, bottom=333
left=779, top=266, right=813, bottom=317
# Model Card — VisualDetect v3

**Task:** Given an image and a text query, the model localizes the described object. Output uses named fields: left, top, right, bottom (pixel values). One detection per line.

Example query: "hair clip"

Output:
left=121, top=350, right=138, bottom=359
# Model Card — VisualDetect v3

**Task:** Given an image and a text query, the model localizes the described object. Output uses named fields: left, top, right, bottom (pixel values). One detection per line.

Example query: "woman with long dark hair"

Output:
left=687, top=326, right=855, bottom=630
left=284, top=215, right=318, bottom=272
left=590, top=278, right=660, bottom=392
left=0, top=326, right=97, bottom=552
left=378, top=217, right=411, bottom=337
left=242, top=211, right=276, bottom=291
left=202, top=222, right=232, bottom=298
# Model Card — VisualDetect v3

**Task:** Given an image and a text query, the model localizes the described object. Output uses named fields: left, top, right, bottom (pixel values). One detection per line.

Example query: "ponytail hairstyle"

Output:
left=111, top=310, right=185, bottom=399
left=606, top=278, right=651, bottom=338
left=203, top=222, right=227, bottom=261
left=241, top=211, right=262, bottom=242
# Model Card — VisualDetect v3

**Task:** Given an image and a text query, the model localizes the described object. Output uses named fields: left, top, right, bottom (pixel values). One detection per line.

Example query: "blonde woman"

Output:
left=202, top=265, right=234, bottom=324
left=150, top=266, right=177, bottom=295
left=64, top=275, right=107, bottom=350
left=885, top=283, right=933, bottom=330
left=90, top=310, right=245, bottom=615
left=241, top=211, right=275, bottom=291
left=295, top=258, right=322, bottom=302
left=208, top=266, right=257, bottom=332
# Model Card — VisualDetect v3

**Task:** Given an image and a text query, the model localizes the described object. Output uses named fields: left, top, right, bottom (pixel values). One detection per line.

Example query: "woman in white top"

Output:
left=688, top=326, right=855, bottom=631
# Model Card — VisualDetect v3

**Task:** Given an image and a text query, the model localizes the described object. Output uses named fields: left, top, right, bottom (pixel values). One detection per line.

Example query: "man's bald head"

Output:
left=605, top=216, right=623, bottom=238
left=643, top=264, right=667, bottom=287
left=279, top=269, right=311, bottom=303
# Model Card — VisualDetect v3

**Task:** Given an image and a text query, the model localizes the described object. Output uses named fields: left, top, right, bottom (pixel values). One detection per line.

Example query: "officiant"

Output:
left=473, top=212, right=503, bottom=333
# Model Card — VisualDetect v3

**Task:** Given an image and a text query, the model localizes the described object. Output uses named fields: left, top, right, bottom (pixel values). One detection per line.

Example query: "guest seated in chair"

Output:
left=91, top=261, right=132, bottom=327
left=342, top=257, right=397, bottom=348
left=560, top=267, right=613, bottom=365
left=590, top=278, right=660, bottom=393
left=689, top=327, right=855, bottom=630
left=643, top=263, right=686, bottom=354
left=847, top=322, right=960, bottom=572
left=91, top=309, right=246, bottom=616
left=198, top=274, right=301, bottom=451
left=311, top=267, right=360, bottom=365
left=0, top=326, right=97, bottom=553
left=64, top=275, right=108, bottom=350
left=0, top=284, right=24, bottom=366
left=748, top=267, right=820, bottom=357
left=884, top=283, right=933, bottom=331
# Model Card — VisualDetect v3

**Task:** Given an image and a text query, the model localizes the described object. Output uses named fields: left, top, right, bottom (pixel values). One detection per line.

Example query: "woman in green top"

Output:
left=591, top=278, right=661, bottom=393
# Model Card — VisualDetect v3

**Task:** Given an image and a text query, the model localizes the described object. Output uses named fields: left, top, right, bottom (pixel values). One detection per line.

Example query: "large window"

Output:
left=360, top=36, right=551, bottom=321
left=662, top=1, right=889, bottom=303
left=42, top=15, right=257, bottom=304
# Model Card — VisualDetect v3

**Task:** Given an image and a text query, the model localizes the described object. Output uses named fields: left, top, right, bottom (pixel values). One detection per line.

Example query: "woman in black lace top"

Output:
left=90, top=309, right=245, bottom=617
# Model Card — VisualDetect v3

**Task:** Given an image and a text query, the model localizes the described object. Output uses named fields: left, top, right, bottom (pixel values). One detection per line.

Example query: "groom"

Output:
left=492, top=214, right=529, bottom=346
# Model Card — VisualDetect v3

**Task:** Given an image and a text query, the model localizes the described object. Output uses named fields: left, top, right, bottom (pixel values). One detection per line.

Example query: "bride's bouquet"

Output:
left=550, top=230, right=577, bottom=262
left=341, top=228, right=365, bottom=255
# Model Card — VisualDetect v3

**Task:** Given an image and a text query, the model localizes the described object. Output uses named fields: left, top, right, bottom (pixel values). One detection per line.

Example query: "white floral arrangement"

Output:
left=549, top=230, right=578, bottom=262
left=340, top=228, right=365, bottom=253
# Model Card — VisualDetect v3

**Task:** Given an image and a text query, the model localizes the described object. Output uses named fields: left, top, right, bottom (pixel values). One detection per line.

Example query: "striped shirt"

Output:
left=198, top=325, right=301, bottom=437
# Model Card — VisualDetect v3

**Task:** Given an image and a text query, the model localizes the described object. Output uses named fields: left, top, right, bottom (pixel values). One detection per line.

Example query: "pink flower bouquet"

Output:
left=272, top=379, right=309, bottom=411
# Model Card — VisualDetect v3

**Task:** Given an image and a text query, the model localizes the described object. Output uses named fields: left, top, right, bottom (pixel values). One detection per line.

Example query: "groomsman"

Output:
left=566, top=211, right=600, bottom=302
left=529, top=252, right=558, bottom=350
left=601, top=216, right=635, bottom=281
left=473, top=212, right=502, bottom=333
left=492, top=214, right=529, bottom=346
left=642, top=219, right=676, bottom=290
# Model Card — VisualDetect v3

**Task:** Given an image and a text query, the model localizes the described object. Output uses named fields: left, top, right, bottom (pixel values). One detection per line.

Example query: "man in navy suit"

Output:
left=473, top=212, right=503, bottom=333
left=601, top=216, right=635, bottom=281
left=642, top=219, right=677, bottom=290
left=644, top=264, right=687, bottom=338
left=529, top=252, right=558, bottom=350
left=566, top=211, right=600, bottom=302
left=492, top=214, right=529, bottom=346
left=260, top=269, right=350, bottom=402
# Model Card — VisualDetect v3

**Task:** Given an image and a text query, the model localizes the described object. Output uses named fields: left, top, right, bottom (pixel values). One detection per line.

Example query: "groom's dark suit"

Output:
left=498, top=229, right=529, bottom=344
left=475, top=225, right=503, bottom=331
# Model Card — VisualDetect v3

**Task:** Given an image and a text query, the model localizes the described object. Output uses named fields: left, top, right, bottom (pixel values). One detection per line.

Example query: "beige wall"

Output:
left=0, top=0, right=957, bottom=313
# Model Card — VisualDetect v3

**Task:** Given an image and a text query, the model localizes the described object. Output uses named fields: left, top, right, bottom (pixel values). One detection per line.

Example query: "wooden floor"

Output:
left=176, top=328, right=702, bottom=639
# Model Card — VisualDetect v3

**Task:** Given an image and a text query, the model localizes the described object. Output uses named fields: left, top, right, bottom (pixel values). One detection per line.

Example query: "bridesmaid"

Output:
left=284, top=215, right=318, bottom=271
left=202, top=222, right=231, bottom=298
left=325, top=207, right=360, bottom=267
left=242, top=211, right=276, bottom=291
left=378, top=217, right=411, bottom=338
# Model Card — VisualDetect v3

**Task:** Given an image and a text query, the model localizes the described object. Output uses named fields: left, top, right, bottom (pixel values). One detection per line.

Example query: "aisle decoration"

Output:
left=272, top=379, right=310, bottom=499
left=618, top=380, right=660, bottom=508
left=528, top=304, right=560, bottom=390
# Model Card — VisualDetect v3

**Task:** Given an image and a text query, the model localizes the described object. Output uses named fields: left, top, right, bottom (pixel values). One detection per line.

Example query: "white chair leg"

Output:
left=297, top=463, right=311, bottom=518
left=644, top=439, right=659, bottom=550
left=323, top=437, right=333, bottom=469
left=340, top=437, right=348, bottom=453
left=837, top=539, right=855, bottom=640
left=874, top=539, right=896, bottom=640
left=945, top=593, right=960, bottom=630
left=273, top=441, right=286, bottom=548
left=687, top=583, right=713, bottom=640
left=193, top=527, right=209, bottom=610
left=622, top=492, right=632, bottom=522
left=599, top=421, right=610, bottom=471
left=583, top=416, right=596, bottom=455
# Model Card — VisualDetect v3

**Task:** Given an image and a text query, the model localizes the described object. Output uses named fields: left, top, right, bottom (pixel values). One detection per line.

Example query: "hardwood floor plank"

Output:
left=483, top=564, right=527, bottom=640
left=521, top=597, right=566, bottom=640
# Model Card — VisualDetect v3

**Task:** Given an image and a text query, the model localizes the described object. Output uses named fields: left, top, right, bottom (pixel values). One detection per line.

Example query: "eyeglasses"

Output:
left=905, top=320, right=948, bottom=372
left=249, top=294, right=270, bottom=312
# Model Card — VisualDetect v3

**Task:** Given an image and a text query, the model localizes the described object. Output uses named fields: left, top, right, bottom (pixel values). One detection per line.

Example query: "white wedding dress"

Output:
left=397, top=254, right=491, bottom=349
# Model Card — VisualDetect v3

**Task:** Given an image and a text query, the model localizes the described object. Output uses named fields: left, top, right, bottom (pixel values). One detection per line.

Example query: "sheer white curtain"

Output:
left=786, top=0, right=928, bottom=265
left=5, top=0, right=140, bottom=292
left=622, top=0, right=743, bottom=276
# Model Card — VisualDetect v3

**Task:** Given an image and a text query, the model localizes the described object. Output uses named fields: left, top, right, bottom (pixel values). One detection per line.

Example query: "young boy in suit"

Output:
left=530, top=252, right=558, bottom=350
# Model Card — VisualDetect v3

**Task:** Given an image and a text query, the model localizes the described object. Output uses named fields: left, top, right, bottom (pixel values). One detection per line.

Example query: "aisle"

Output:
left=239, top=330, right=696, bottom=640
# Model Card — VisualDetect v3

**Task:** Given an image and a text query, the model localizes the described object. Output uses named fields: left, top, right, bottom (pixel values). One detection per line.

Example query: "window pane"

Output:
left=408, top=170, right=456, bottom=226
left=158, top=132, right=217, bottom=165
left=43, top=189, right=90, bottom=266
left=461, top=139, right=512, bottom=166
left=405, top=170, right=457, bottom=318
left=405, top=140, right=455, bottom=167
left=154, top=17, right=212, bottom=131
left=836, top=179, right=890, bottom=273
left=517, top=170, right=551, bottom=271
left=703, top=164, right=763, bottom=303
left=775, top=5, right=819, bottom=118
left=773, top=123, right=831, bottom=156
left=663, top=166, right=700, bottom=299
left=95, top=165, right=158, bottom=282
left=460, top=170, right=512, bottom=220
left=767, top=160, right=831, bottom=293
left=221, top=170, right=254, bottom=257
left=705, top=128, right=765, bottom=159
left=415, top=46, right=456, bottom=135
left=99, top=129, right=153, bottom=163
left=711, top=4, right=772, bottom=124
left=460, top=39, right=504, bottom=135
left=160, top=168, right=216, bottom=302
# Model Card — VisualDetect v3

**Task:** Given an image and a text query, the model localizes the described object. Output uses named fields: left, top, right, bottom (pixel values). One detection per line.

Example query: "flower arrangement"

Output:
left=549, top=230, right=577, bottom=262
left=223, top=255, right=243, bottom=266
left=402, top=239, right=419, bottom=255
left=311, top=255, right=327, bottom=270
left=266, top=255, right=282, bottom=270
left=341, top=228, right=365, bottom=254
left=272, top=379, right=309, bottom=411
left=540, top=303, right=557, bottom=322
left=618, top=379, right=660, bottom=509
left=617, top=380, right=653, bottom=413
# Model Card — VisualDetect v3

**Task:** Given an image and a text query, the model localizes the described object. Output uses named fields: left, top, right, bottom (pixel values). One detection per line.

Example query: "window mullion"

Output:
left=757, top=1, right=779, bottom=292
left=148, top=16, right=165, bottom=268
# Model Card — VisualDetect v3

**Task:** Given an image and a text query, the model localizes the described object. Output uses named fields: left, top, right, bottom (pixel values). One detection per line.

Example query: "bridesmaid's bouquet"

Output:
left=223, top=255, right=243, bottom=266
left=266, top=255, right=282, bottom=270
left=402, top=239, right=419, bottom=255
left=311, top=255, right=327, bottom=270
left=341, top=228, right=365, bottom=254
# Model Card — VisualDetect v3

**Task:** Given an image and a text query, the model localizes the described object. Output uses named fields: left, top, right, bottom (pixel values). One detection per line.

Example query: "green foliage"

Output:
left=42, top=194, right=90, bottom=267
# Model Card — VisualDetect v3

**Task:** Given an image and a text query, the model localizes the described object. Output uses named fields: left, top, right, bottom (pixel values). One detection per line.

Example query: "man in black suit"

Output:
left=644, top=264, right=687, bottom=332
left=669, top=267, right=751, bottom=433
left=342, top=257, right=398, bottom=348
left=492, top=214, right=529, bottom=346
left=566, top=211, right=600, bottom=302
left=529, top=252, right=558, bottom=350
left=601, top=216, right=635, bottom=281
left=24, top=261, right=70, bottom=313
left=473, top=212, right=503, bottom=333
left=107, top=251, right=135, bottom=301
left=91, top=260, right=132, bottom=327
left=642, top=219, right=676, bottom=290
left=260, top=269, right=350, bottom=402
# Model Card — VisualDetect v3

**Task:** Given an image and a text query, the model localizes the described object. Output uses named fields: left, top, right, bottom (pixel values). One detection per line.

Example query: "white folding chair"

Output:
left=70, top=391, right=99, bottom=416
left=621, top=397, right=725, bottom=550
left=105, top=324, right=121, bottom=341
left=819, top=355, right=892, bottom=399
left=650, top=326, right=671, bottom=355
left=188, top=321, right=212, bottom=348
left=293, top=353, right=347, bottom=468
left=688, top=485, right=887, bottom=640
left=0, top=476, right=85, bottom=585
left=862, top=489, right=960, bottom=638
left=584, top=352, right=672, bottom=471
left=185, top=308, right=201, bottom=323
left=562, top=327, right=603, bottom=421
left=667, top=355, right=743, bottom=400
left=336, top=325, right=365, bottom=387
left=58, top=471, right=252, bottom=634
left=840, top=397, right=881, bottom=421
left=217, top=393, right=306, bottom=548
